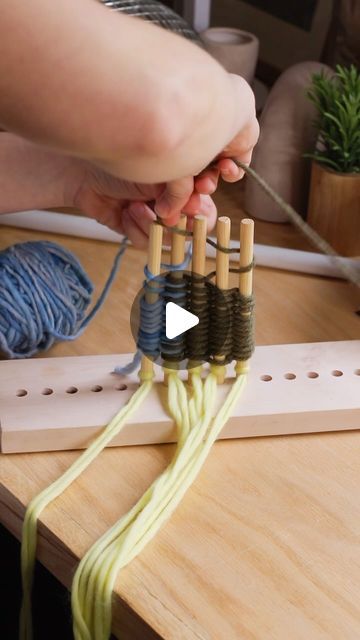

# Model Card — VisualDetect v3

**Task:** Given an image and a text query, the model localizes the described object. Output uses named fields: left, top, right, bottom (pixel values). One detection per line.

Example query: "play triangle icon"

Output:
left=165, top=302, right=199, bottom=340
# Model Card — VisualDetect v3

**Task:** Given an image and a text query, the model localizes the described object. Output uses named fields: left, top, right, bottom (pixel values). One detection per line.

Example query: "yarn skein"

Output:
left=0, top=239, right=127, bottom=359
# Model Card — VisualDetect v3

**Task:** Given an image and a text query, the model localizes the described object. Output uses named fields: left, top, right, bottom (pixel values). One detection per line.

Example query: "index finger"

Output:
left=154, top=176, right=194, bottom=226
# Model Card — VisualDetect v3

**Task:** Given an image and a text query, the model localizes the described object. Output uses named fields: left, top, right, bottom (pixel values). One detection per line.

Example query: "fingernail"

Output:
left=155, top=197, right=170, bottom=218
left=131, top=202, right=146, bottom=216
left=202, top=199, right=213, bottom=212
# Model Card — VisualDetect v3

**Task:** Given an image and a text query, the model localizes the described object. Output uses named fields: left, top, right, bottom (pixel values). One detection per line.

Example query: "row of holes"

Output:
left=261, top=369, right=360, bottom=382
left=14, top=369, right=359, bottom=395
left=16, top=384, right=128, bottom=397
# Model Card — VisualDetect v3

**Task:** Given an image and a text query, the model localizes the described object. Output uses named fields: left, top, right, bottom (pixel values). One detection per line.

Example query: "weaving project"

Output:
left=136, top=216, right=254, bottom=371
left=20, top=215, right=255, bottom=640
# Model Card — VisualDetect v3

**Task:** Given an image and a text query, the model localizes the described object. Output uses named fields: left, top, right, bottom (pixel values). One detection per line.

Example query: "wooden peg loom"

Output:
left=139, top=215, right=255, bottom=384
left=0, top=218, right=359, bottom=454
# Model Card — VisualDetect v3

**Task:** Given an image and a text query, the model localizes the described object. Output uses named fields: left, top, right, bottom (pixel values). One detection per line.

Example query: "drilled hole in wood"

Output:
left=307, top=371, right=319, bottom=379
left=16, top=389, right=28, bottom=397
left=331, top=370, right=343, bottom=377
left=284, top=373, right=296, bottom=380
left=355, top=369, right=360, bottom=376
left=66, top=386, right=78, bottom=394
left=91, top=385, right=103, bottom=393
left=260, top=375, right=272, bottom=382
left=42, top=388, right=53, bottom=396
left=116, top=384, right=128, bottom=391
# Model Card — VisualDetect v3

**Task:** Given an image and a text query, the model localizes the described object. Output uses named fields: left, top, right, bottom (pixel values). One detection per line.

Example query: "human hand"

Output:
left=0, top=133, right=216, bottom=247
left=153, top=75, right=259, bottom=226
left=191, top=75, right=259, bottom=197
left=71, top=163, right=217, bottom=248
left=0, top=0, right=258, bottom=230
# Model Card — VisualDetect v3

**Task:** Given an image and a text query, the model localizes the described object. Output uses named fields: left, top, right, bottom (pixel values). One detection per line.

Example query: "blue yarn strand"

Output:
left=160, top=243, right=192, bottom=271
left=0, top=233, right=192, bottom=366
left=114, top=273, right=165, bottom=376
left=114, top=246, right=192, bottom=376
left=0, top=238, right=128, bottom=359
left=73, top=236, right=128, bottom=334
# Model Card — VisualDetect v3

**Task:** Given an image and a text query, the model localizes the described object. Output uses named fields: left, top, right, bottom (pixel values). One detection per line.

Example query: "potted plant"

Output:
left=306, top=64, right=360, bottom=256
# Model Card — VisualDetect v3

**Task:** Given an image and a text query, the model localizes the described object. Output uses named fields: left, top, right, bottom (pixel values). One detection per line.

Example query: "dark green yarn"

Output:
left=157, top=272, right=255, bottom=365
left=186, top=275, right=210, bottom=363
left=232, top=292, right=255, bottom=361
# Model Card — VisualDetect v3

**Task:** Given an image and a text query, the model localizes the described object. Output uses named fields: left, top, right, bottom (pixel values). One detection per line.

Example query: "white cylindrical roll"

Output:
left=0, top=210, right=122, bottom=243
left=1, top=210, right=358, bottom=282
left=200, top=27, right=259, bottom=85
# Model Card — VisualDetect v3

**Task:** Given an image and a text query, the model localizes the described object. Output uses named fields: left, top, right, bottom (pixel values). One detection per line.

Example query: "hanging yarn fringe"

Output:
left=19, top=365, right=247, bottom=640
left=0, top=238, right=127, bottom=359
left=71, top=370, right=247, bottom=640
left=20, top=375, right=153, bottom=640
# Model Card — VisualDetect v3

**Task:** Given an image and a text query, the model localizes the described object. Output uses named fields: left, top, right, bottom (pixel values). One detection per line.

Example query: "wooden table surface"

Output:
left=1, top=191, right=360, bottom=640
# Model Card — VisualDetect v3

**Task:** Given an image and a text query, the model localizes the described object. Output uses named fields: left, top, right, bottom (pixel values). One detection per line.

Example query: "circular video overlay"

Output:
left=130, top=270, right=232, bottom=371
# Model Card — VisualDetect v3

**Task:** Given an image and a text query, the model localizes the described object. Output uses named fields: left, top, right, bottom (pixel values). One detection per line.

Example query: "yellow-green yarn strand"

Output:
left=20, top=380, right=152, bottom=640
left=71, top=372, right=247, bottom=640
left=72, top=372, right=206, bottom=638
left=73, top=373, right=200, bottom=639
left=20, top=365, right=247, bottom=640
left=91, top=372, right=240, bottom=639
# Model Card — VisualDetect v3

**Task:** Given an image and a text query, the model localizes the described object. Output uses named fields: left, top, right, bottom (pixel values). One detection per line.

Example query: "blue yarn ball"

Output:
left=0, top=241, right=94, bottom=359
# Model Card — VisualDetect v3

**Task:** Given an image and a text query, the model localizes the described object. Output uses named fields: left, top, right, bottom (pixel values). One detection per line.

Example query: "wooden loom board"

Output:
left=1, top=340, right=359, bottom=454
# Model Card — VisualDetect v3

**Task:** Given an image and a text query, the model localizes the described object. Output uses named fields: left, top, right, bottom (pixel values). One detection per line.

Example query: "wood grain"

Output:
left=307, top=161, right=360, bottom=257
left=0, top=215, right=360, bottom=639
left=1, top=342, right=359, bottom=454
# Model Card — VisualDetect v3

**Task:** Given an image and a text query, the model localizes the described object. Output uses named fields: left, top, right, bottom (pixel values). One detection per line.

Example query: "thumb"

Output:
left=154, top=176, right=194, bottom=226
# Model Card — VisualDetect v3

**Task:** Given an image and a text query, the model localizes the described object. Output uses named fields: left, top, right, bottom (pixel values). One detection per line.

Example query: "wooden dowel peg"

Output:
left=171, top=215, right=187, bottom=269
left=188, top=215, right=207, bottom=379
left=214, top=216, right=231, bottom=384
left=140, top=222, right=163, bottom=381
left=192, top=215, right=207, bottom=277
left=216, top=216, right=231, bottom=290
left=236, top=218, right=254, bottom=377
left=164, top=216, right=187, bottom=386
left=148, top=222, right=164, bottom=280
left=239, top=218, right=254, bottom=297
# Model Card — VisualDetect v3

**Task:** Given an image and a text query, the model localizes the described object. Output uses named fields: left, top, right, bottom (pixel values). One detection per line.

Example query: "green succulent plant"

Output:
left=306, top=64, right=360, bottom=173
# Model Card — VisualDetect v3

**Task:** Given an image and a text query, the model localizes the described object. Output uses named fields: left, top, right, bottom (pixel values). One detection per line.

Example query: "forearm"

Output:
left=0, top=133, right=78, bottom=213
left=0, top=0, right=252, bottom=183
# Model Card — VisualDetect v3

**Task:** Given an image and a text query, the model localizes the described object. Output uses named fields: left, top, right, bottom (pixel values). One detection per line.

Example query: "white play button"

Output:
left=165, top=302, right=199, bottom=340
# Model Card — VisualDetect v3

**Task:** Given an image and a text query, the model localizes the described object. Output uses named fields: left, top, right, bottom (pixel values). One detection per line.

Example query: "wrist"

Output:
left=61, top=157, right=88, bottom=209
left=0, top=133, right=83, bottom=214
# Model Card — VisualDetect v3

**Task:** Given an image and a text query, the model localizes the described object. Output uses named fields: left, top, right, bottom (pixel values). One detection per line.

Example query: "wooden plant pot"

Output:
left=307, top=161, right=360, bottom=256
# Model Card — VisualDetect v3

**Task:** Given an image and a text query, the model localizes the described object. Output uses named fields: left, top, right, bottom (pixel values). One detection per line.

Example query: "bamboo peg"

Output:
left=140, top=222, right=163, bottom=381
left=236, top=218, right=254, bottom=377
left=214, top=216, right=231, bottom=384
left=163, top=216, right=187, bottom=385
